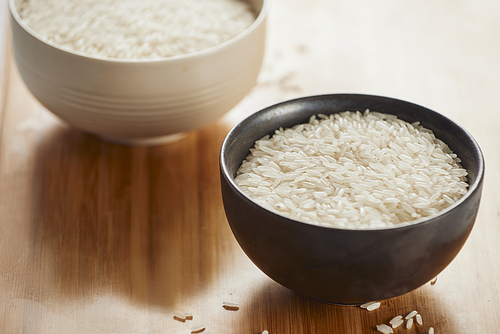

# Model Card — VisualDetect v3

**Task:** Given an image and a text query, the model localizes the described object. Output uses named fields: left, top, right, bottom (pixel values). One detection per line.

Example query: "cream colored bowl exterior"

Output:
left=9, top=0, right=268, bottom=145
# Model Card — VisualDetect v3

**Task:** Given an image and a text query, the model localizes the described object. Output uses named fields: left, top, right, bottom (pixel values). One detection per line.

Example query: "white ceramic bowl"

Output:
left=9, top=0, right=269, bottom=145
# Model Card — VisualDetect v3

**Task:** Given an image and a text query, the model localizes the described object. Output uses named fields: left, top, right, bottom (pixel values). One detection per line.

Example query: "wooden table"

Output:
left=1, top=1, right=500, bottom=333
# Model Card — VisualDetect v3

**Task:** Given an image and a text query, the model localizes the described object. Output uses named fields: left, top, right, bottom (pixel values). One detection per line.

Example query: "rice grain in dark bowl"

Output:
left=219, top=94, right=484, bottom=304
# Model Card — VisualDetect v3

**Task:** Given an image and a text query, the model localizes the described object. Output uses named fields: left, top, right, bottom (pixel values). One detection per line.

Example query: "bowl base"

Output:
left=96, top=133, right=187, bottom=146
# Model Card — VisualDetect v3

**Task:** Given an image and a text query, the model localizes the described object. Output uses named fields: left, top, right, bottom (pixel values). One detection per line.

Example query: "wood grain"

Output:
left=1, top=0, right=500, bottom=333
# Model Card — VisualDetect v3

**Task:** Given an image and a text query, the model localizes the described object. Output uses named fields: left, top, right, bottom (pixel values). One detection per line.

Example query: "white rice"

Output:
left=405, top=310, right=418, bottom=319
left=18, top=0, right=255, bottom=59
left=389, top=315, right=404, bottom=328
left=173, top=312, right=186, bottom=322
left=360, top=301, right=378, bottom=309
left=366, top=302, right=381, bottom=311
left=190, top=324, right=206, bottom=333
left=429, top=327, right=435, bottom=334
left=235, top=110, right=468, bottom=229
left=416, top=313, right=423, bottom=325
left=406, top=318, right=414, bottom=329
left=376, top=324, right=394, bottom=334
left=222, top=301, right=240, bottom=310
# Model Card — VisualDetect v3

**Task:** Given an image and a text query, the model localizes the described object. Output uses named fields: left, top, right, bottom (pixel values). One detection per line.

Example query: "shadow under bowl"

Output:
left=220, top=94, right=484, bottom=304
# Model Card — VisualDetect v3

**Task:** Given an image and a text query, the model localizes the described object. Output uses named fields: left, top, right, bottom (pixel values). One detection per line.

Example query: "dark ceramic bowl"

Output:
left=220, top=94, right=484, bottom=304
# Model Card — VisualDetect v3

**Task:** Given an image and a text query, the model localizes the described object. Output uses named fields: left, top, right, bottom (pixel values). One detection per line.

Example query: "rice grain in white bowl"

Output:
left=17, top=0, right=256, bottom=59
left=235, top=110, right=468, bottom=229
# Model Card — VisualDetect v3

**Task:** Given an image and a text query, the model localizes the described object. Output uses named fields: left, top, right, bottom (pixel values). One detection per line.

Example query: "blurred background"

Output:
left=0, top=0, right=6, bottom=81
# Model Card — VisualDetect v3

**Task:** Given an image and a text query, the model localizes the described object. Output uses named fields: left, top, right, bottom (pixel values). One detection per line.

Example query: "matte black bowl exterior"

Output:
left=220, top=94, right=484, bottom=304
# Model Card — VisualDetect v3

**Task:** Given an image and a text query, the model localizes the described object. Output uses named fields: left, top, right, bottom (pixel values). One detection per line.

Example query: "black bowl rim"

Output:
left=220, top=93, right=485, bottom=232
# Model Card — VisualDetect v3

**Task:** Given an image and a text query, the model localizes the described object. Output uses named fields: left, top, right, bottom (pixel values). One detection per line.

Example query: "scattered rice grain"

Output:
left=360, top=301, right=378, bottom=309
left=366, top=302, right=381, bottom=311
left=191, top=324, right=206, bottom=333
left=376, top=324, right=394, bottom=334
left=222, top=301, right=240, bottom=311
left=389, top=315, right=404, bottom=328
left=416, top=313, right=423, bottom=325
left=173, top=313, right=186, bottom=322
left=406, top=318, right=414, bottom=329
left=405, top=310, right=418, bottom=319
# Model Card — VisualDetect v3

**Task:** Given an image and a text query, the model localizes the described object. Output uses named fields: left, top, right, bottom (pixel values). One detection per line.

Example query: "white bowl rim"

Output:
left=9, top=0, right=270, bottom=63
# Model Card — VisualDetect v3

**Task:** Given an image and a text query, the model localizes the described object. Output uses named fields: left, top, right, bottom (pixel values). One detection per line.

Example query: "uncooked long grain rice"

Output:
left=405, top=310, right=418, bottom=319
left=18, top=0, right=256, bottom=59
left=429, top=327, right=435, bottom=334
left=366, top=302, right=381, bottom=311
left=389, top=315, right=404, bottom=328
left=235, top=111, right=468, bottom=229
left=222, top=301, right=240, bottom=311
left=173, top=312, right=186, bottom=322
left=376, top=324, right=394, bottom=334
left=191, top=324, right=206, bottom=333
left=416, top=313, right=423, bottom=325
left=360, top=301, right=378, bottom=309
left=406, top=318, right=414, bottom=329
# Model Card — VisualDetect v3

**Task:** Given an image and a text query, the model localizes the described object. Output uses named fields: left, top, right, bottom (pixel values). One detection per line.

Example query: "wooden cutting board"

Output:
left=1, top=1, right=500, bottom=333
